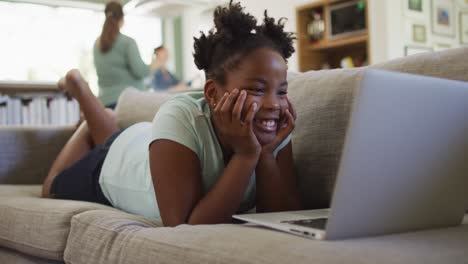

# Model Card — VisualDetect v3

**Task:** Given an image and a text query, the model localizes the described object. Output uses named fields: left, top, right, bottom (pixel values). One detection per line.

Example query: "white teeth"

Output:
left=261, top=120, right=276, bottom=127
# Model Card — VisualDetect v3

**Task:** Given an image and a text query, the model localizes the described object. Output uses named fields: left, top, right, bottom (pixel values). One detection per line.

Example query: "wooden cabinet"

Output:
left=296, top=0, right=370, bottom=71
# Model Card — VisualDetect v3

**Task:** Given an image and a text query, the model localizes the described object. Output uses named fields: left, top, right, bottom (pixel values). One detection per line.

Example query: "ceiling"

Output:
left=3, top=0, right=221, bottom=16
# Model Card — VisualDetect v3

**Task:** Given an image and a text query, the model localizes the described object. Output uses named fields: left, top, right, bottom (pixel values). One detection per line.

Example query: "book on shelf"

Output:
left=21, top=104, right=29, bottom=125
left=0, top=94, right=80, bottom=126
left=0, top=96, right=7, bottom=125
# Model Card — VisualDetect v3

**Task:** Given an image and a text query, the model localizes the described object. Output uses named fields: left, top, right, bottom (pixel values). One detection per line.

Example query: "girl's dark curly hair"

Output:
left=193, top=1, right=295, bottom=85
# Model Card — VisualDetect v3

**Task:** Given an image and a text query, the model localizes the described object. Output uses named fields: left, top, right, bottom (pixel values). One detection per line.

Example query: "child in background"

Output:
left=151, top=46, right=190, bottom=91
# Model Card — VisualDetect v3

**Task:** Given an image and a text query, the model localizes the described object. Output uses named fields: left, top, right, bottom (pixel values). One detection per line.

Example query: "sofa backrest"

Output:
left=115, top=47, right=468, bottom=210
left=290, top=47, right=468, bottom=209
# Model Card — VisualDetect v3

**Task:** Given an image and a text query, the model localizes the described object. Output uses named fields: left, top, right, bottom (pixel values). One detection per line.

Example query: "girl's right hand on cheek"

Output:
left=213, top=89, right=261, bottom=157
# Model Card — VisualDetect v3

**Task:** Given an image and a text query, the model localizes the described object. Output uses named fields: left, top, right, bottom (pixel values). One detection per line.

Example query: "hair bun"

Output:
left=193, top=32, right=214, bottom=71
left=257, top=11, right=295, bottom=59
left=213, top=1, right=257, bottom=44
left=193, top=1, right=295, bottom=84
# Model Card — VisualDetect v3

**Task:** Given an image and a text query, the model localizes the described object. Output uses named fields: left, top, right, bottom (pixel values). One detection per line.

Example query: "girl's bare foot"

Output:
left=58, top=69, right=91, bottom=99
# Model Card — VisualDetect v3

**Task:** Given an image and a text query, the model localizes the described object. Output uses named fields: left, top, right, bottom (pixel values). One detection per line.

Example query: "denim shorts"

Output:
left=49, top=130, right=124, bottom=206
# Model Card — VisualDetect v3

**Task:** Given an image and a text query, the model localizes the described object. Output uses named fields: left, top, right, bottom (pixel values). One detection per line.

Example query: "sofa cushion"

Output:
left=0, top=185, right=115, bottom=261
left=0, top=246, right=63, bottom=264
left=289, top=47, right=468, bottom=209
left=0, top=185, right=42, bottom=198
left=0, top=126, right=75, bottom=184
left=114, top=89, right=174, bottom=129
left=288, top=68, right=361, bottom=208
left=372, top=47, right=468, bottom=81
left=65, top=210, right=468, bottom=264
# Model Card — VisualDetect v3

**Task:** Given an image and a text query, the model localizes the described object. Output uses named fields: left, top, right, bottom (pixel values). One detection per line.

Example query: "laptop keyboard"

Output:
left=281, top=218, right=328, bottom=230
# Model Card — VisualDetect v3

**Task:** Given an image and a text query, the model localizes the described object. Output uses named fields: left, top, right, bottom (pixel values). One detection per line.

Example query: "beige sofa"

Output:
left=1, top=47, right=467, bottom=264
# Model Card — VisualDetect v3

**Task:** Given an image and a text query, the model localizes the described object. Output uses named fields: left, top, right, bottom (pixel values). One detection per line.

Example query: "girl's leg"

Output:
left=42, top=121, right=93, bottom=197
left=62, top=69, right=120, bottom=145
left=41, top=69, right=119, bottom=197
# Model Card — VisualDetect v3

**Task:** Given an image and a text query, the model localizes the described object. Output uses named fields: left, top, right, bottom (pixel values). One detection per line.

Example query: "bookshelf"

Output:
left=0, top=81, right=79, bottom=126
left=0, top=80, right=59, bottom=95
left=296, top=0, right=369, bottom=71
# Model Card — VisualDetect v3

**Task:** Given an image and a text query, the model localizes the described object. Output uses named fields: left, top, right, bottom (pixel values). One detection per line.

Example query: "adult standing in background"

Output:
left=94, top=1, right=157, bottom=108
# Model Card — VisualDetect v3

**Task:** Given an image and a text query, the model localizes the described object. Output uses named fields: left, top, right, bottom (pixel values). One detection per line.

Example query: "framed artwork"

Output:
left=408, top=0, right=423, bottom=11
left=431, top=0, right=456, bottom=37
left=433, top=42, right=452, bottom=51
left=461, top=11, right=468, bottom=44
left=405, top=0, right=429, bottom=19
left=405, top=20, right=429, bottom=45
left=413, top=24, right=427, bottom=43
left=405, top=46, right=433, bottom=56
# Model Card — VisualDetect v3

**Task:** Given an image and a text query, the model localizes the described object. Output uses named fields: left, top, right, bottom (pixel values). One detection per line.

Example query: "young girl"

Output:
left=42, top=1, right=302, bottom=226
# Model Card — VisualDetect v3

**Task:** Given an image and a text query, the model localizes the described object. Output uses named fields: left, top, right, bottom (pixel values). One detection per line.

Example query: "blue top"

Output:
left=152, top=69, right=180, bottom=91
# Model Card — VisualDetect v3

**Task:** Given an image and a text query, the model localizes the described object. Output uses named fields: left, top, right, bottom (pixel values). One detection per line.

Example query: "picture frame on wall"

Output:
left=431, top=0, right=456, bottom=37
left=404, top=46, right=433, bottom=56
left=412, top=24, right=427, bottom=43
left=405, top=0, right=429, bottom=19
left=433, top=42, right=452, bottom=51
left=461, top=11, right=468, bottom=44
left=405, top=20, right=429, bottom=45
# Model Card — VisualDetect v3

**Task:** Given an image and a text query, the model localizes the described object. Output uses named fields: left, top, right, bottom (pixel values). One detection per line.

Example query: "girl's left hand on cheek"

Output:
left=262, top=97, right=296, bottom=155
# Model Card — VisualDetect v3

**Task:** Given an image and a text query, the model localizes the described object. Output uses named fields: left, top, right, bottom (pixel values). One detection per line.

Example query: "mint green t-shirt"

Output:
left=99, top=91, right=291, bottom=219
left=93, top=33, right=150, bottom=105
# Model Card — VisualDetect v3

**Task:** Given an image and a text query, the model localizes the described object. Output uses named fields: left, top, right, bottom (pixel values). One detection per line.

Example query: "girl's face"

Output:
left=217, top=47, right=289, bottom=146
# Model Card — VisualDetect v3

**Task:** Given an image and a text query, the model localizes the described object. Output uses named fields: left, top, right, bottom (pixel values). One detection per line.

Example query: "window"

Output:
left=0, top=1, right=162, bottom=94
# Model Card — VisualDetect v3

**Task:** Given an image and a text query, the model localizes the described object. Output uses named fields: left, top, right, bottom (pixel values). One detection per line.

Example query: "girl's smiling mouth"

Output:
left=253, top=113, right=280, bottom=133
left=254, top=118, right=277, bottom=132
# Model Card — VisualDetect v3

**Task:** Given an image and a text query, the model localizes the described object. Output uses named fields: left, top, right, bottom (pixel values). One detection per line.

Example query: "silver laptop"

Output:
left=233, top=69, right=468, bottom=240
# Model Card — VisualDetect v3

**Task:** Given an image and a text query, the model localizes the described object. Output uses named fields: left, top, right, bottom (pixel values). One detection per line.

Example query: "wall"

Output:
left=234, top=0, right=316, bottom=72
left=177, top=0, right=468, bottom=80
left=243, top=0, right=395, bottom=65
left=371, top=0, right=468, bottom=62
left=180, top=5, right=210, bottom=84
left=179, top=0, right=315, bottom=83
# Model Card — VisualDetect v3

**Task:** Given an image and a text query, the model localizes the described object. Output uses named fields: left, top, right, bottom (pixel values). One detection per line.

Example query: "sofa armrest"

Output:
left=0, top=126, right=74, bottom=184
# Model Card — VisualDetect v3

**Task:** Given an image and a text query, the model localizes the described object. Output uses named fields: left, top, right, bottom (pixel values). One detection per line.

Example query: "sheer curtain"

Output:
left=0, top=1, right=162, bottom=94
